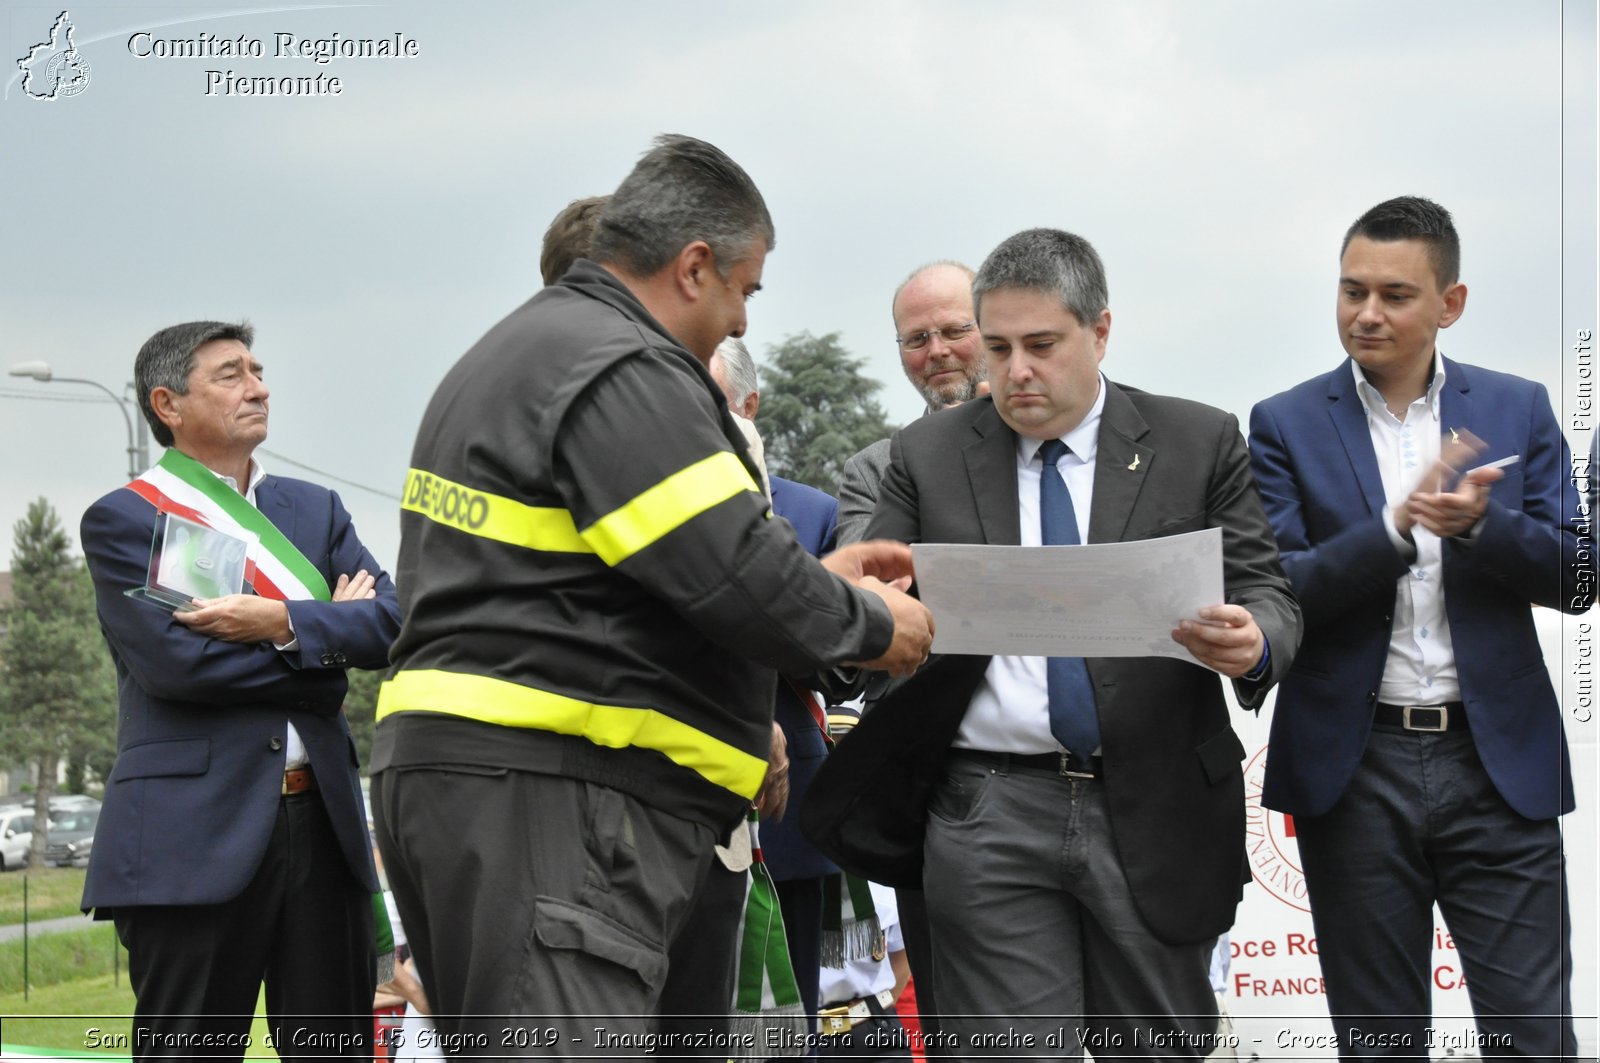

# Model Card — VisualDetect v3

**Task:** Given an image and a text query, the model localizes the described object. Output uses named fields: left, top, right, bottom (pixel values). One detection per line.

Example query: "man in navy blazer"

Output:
left=1249, top=197, right=1586, bottom=1059
left=80, top=320, right=400, bottom=1059
left=766, top=472, right=841, bottom=1027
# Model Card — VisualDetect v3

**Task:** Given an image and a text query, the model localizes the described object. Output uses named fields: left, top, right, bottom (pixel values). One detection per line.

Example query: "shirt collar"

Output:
left=1016, top=373, right=1106, bottom=467
left=1352, top=350, right=1447, bottom=421
left=215, top=457, right=267, bottom=504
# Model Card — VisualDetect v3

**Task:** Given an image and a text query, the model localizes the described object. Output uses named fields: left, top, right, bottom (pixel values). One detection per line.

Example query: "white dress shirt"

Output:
left=1352, top=354, right=1462, bottom=704
left=216, top=457, right=309, bottom=769
left=954, top=376, right=1106, bottom=753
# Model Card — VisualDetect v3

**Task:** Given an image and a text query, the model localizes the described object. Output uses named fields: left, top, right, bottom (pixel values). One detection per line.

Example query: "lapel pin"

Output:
left=1127, top=454, right=1140, bottom=472
left=1449, top=427, right=1461, bottom=444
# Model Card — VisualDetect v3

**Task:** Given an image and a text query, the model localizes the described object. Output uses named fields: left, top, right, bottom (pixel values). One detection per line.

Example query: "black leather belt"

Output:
left=818, top=989, right=896, bottom=1036
left=1373, top=701, right=1466, bottom=733
left=951, top=748, right=1102, bottom=779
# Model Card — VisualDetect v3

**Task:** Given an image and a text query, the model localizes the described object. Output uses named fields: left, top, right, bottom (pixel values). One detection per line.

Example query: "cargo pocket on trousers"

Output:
left=531, top=895, right=668, bottom=993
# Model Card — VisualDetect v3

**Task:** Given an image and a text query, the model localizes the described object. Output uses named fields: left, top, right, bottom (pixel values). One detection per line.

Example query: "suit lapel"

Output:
left=964, top=404, right=1022, bottom=546
left=1089, top=382, right=1154, bottom=544
left=255, top=477, right=298, bottom=544
left=1438, top=357, right=1477, bottom=455
left=1327, top=364, right=1388, bottom=517
left=1436, top=359, right=1492, bottom=609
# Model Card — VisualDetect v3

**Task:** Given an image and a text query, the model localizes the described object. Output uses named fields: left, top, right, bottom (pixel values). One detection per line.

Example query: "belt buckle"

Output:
left=819, top=1004, right=854, bottom=1036
left=819, top=999, right=873, bottom=1036
left=1403, top=704, right=1447, bottom=732
left=1057, top=752, right=1095, bottom=779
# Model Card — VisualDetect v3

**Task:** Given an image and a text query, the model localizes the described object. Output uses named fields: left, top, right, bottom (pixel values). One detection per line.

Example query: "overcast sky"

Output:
left=1, top=0, right=1594, bottom=574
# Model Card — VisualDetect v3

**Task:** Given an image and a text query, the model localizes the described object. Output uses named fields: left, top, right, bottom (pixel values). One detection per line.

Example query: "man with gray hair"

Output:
left=710, top=336, right=763, bottom=422
left=375, top=135, right=932, bottom=1049
left=836, top=261, right=988, bottom=546
left=709, top=337, right=770, bottom=496
left=807, top=228, right=1300, bottom=1057
left=709, top=334, right=845, bottom=1032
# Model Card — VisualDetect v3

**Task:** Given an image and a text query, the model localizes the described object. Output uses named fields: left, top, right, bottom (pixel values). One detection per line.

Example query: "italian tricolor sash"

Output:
left=730, top=814, right=807, bottom=1059
left=125, top=448, right=331, bottom=603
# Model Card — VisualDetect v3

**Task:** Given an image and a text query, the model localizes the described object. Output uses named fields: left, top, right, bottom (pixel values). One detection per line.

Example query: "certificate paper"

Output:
left=912, top=527, right=1223, bottom=664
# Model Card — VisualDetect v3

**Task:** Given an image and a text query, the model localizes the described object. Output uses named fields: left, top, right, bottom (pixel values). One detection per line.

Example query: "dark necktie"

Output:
left=1038, top=439, right=1100, bottom=756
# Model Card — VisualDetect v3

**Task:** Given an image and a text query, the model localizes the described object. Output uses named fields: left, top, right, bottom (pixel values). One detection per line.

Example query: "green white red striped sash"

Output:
left=730, top=813, right=807, bottom=1058
left=125, top=448, right=330, bottom=602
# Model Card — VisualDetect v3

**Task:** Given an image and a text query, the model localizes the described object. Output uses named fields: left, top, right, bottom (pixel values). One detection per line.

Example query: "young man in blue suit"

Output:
left=80, top=320, right=400, bottom=1059
left=1249, top=197, right=1586, bottom=1059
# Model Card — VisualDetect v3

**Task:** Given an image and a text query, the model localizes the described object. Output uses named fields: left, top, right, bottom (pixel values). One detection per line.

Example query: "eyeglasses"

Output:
left=896, top=321, right=977, bottom=351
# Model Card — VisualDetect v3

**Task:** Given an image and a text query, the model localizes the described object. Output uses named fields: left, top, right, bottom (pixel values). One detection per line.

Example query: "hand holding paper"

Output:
left=1171, top=604, right=1266, bottom=678
left=822, top=539, right=916, bottom=588
left=849, top=576, right=934, bottom=677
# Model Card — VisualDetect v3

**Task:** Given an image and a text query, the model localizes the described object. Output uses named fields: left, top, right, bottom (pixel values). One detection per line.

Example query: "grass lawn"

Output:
left=0, top=926, right=125, bottom=995
left=0, top=979, right=275, bottom=1058
left=0, top=869, right=89, bottom=925
left=0, top=975, right=138, bottom=1057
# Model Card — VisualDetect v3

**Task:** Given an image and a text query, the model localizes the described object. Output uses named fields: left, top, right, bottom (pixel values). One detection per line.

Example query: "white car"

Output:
left=0, top=807, right=36, bottom=871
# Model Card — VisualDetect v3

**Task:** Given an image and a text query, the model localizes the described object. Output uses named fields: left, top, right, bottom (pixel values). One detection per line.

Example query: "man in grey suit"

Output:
left=836, top=262, right=988, bottom=546
left=810, top=228, right=1300, bottom=1058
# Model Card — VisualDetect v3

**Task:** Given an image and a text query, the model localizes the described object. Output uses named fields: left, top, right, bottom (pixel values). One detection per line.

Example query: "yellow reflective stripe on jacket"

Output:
left=375, top=669, right=767, bottom=799
left=401, top=469, right=588, bottom=553
left=579, top=451, right=759, bottom=565
left=402, top=454, right=758, bottom=562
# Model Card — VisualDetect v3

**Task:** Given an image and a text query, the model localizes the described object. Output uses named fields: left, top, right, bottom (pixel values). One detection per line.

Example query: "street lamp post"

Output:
left=7, top=361, right=151, bottom=479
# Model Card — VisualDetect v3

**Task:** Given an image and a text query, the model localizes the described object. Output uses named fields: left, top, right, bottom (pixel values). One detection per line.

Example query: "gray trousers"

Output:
left=922, top=755, right=1219, bottom=1061
left=373, top=766, right=715, bottom=1056
left=1296, top=726, right=1577, bottom=1061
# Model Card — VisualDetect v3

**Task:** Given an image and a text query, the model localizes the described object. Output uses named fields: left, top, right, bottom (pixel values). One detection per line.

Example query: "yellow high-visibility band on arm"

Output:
left=401, top=452, right=758, bottom=562
left=401, top=469, right=589, bottom=553
left=376, top=669, right=768, bottom=800
left=580, top=451, right=759, bottom=565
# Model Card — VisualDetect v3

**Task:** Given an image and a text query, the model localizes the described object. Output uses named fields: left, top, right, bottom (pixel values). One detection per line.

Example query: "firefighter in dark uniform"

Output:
left=371, top=134, right=933, bottom=1053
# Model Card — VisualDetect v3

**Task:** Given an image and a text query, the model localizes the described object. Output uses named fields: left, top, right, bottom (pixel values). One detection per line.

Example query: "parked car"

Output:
left=0, top=807, right=36, bottom=871
left=45, top=808, right=98, bottom=868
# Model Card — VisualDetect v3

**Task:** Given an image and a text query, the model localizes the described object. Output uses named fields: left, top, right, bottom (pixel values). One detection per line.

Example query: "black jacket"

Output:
left=377, top=261, right=891, bottom=830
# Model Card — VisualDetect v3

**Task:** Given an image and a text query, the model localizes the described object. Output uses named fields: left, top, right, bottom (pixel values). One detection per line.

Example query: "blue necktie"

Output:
left=1038, top=439, right=1100, bottom=756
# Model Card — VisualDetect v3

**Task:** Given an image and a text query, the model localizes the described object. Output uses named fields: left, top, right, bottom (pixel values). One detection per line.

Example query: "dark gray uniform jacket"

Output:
left=377, top=260, right=892, bottom=830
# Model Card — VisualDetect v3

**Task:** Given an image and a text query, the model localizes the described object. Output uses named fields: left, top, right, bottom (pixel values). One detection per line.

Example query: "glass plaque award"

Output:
left=125, top=512, right=254, bottom=611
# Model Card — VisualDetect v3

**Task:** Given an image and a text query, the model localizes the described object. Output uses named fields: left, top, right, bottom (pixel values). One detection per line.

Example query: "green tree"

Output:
left=343, top=667, right=383, bottom=772
left=0, top=499, right=117, bottom=867
left=756, top=332, right=898, bottom=495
